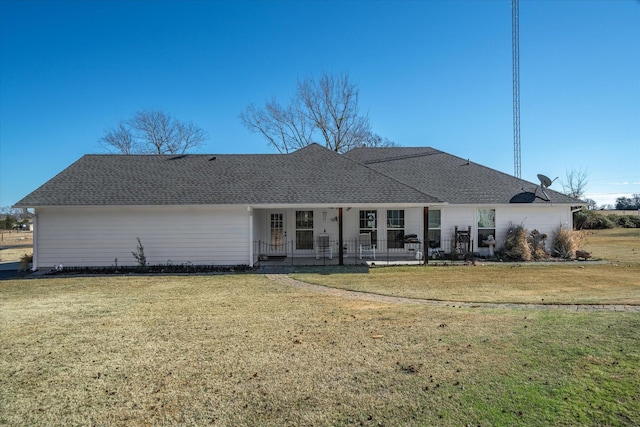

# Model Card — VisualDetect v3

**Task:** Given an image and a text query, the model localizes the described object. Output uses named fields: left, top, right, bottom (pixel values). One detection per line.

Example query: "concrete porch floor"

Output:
left=254, top=252, right=425, bottom=268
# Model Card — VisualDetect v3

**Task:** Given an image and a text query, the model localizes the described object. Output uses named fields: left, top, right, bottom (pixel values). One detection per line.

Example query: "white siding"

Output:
left=496, top=204, right=573, bottom=245
left=439, top=204, right=573, bottom=254
left=34, top=206, right=250, bottom=268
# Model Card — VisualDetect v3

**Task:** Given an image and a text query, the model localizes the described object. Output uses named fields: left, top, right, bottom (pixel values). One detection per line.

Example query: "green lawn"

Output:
left=1, top=275, right=639, bottom=426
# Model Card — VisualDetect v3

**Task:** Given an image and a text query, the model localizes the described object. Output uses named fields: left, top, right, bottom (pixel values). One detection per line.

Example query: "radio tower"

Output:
left=512, top=0, right=521, bottom=178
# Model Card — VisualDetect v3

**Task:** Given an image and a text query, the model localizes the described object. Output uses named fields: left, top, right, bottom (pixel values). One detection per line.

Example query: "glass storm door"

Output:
left=269, top=212, right=286, bottom=254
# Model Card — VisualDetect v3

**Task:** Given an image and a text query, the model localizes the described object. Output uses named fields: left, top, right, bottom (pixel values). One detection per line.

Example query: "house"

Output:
left=14, top=144, right=582, bottom=269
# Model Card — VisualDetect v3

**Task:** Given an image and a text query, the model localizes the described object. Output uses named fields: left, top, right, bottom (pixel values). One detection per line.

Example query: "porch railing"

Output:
left=252, top=237, right=477, bottom=267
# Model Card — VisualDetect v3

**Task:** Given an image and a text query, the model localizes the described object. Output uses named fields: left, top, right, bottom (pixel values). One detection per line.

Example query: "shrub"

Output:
left=552, top=226, right=586, bottom=259
left=19, top=253, right=33, bottom=271
left=500, top=224, right=549, bottom=261
left=574, top=209, right=615, bottom=230
left=132, top=237, right=147, bottom=269
left=610, top=214, right=640, bottom=228
left=529, top=229, right=550, bottom=260
left=500, top=224, right=531, bottom=261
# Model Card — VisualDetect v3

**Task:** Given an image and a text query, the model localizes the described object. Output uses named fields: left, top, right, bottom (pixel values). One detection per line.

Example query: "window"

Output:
left=477, top=208, right=495, bottom=247
left=295, top=211, right=313, bottom=250
left=428, top=209, right=441, bottom=249
left=386, top=210, right=405, bottom=249
left=359, top=210, right=377, bottom=243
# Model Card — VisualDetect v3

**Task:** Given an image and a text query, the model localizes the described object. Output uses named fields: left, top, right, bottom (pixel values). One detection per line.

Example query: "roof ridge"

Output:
left=360, top=150, right=443, bottom=165
left=340, top=150, right=444, bottom=203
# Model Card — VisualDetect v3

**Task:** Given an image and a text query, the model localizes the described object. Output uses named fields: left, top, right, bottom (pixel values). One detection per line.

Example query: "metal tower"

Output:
left=512, top=0, right=521, bottom=178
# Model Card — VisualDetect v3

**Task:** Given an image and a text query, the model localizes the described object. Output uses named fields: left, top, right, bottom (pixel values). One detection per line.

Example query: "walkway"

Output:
left=265, top=274, right=640, bottom=313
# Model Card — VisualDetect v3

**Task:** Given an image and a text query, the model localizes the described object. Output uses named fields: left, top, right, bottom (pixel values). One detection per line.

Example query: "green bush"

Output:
left=574, top=209, right=615, bottom=230
left=609, top=214, right=640, bottom=228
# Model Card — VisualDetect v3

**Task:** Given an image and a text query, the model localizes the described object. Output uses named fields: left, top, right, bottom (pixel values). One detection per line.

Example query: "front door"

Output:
left=268, top=211, right=286, bottom=255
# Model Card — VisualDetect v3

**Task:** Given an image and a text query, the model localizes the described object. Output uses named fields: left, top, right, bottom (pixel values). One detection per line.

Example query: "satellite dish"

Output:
left=537, top=174, right=553, bottom=188
left=535, top=174, right=557, bottom=201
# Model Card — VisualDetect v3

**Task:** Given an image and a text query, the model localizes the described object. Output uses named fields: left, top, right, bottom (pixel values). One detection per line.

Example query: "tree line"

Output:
left=99, top=72, right=395, bottom=156
left=98, top=72, right=635, bottom=210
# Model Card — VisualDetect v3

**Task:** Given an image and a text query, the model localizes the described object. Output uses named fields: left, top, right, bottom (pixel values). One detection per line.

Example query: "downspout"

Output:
left=248, top=206, right=253, bottom=266
left=423, top=207, right=429, bottom=265
left=338, top=207, right=344, bottom=265
left=32, top=209, right=38, bottom=270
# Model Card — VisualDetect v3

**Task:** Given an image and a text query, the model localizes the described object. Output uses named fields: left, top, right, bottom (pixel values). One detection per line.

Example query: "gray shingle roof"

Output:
left=15, top=144, right=582, bottom=207
left=15, top=144, right=439, bottom=207
left=344, top=147, right=581, bottom=204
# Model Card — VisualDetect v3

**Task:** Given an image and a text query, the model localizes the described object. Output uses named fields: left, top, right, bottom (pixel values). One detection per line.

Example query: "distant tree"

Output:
left=0, top=214, right=16, bottom=230
left=561, top=167, right=589, bottom=199
left=615, top=196, right=640, bottom=210
left=240, top=72, right=397, bottom=153
left=366, top=133, right=400, bottom=148
left=100, top=110, right=206, bottom=155
left=584, top=198, right=598, bottom=210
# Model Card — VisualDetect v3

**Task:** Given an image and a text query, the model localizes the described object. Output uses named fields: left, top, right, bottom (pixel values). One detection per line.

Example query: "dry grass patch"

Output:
left=582, top=228, right=640, bottom=265
left=292, top=228, right=640, bottom=305
left=0, top=231, right=32, bottom=262
left=292, top=263, right=640, bottom=305
left=2, top=275, right=638, bottom=426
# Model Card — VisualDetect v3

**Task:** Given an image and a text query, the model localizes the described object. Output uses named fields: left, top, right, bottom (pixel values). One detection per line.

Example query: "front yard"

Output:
left=1, top=228, right=638, bottom=425
left=1, top=273, right=639, bottom=426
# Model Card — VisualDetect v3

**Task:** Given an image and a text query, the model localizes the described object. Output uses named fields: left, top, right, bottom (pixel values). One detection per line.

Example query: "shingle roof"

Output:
left=15, top=144, right=582, bottom=207
left=15, top=144, right=439, bottom=207
left=344, top=147, right=581, bottom=205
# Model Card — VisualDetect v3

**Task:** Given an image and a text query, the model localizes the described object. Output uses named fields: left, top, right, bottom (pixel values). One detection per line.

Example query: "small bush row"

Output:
left=575, top=209, right=640, bottom=230
left=498, top=223, right=586, bottom=261
left=46, top=263, right=252, bottom=276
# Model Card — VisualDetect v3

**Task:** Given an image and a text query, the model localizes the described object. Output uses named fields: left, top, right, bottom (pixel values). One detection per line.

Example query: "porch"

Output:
left=251, top=207, right=485, bottom=267
left=253, top=236, right=466, bottom=267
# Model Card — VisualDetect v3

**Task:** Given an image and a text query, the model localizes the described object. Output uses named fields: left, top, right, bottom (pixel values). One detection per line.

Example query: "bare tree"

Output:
left=584, top=198, right=598, bottom=210
left=366, top=133, right=400, bottom=148
left=100, top=110, right=206, bottom=155
left=240, top=72, right=396, bottom=153
left=240, top=99, right=313, bottom=154
left=561, top=167, right=589, bottom=199
left=100, top=123, right=135, bottom=154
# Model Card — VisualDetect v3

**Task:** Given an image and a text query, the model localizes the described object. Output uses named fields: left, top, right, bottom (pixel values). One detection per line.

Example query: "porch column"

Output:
left=338, top=207, right=344, bottom=265
left=423, top=207, right=429, bottom=265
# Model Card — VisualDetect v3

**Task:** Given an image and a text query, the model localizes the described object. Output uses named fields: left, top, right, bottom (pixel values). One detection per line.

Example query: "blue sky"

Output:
left=1, top=0, right=638, bottom=208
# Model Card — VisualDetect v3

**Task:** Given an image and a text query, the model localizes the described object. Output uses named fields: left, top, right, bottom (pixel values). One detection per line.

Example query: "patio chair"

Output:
left=359, top=233, right=376, bottom=259
left=315, top=234, right=333, bottom=259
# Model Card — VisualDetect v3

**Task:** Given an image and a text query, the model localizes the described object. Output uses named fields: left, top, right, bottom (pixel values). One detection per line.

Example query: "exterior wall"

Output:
left=438, top=204, right=573, bottom=256
left=32, top=203, right=573, bottom=268
left=34, top=205, right=251, bottom=268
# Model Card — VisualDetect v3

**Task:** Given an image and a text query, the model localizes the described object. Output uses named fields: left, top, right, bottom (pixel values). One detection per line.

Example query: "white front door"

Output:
left=268, top=211, right=286, bottom=255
